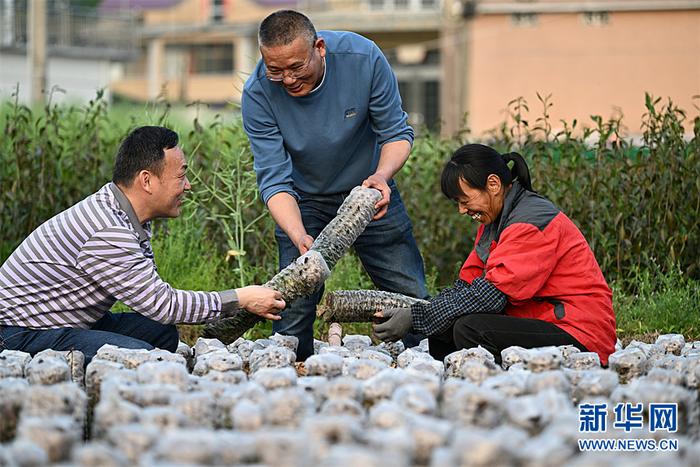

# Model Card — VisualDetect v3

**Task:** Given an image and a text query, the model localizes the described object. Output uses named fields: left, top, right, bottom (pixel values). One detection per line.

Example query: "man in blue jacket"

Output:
left=241, top=9, right=427, bottom=359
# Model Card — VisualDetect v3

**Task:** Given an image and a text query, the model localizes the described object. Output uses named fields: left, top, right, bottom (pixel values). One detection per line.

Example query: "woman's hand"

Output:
left=373, top=307, right=412, bottom=342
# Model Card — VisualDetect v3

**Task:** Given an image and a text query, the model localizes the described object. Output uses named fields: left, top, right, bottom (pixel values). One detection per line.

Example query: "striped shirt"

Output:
left=0, top=183, right=238, bottom=329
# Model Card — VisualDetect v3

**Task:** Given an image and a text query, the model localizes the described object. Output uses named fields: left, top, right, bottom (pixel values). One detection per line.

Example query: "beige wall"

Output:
left=112, top=74, right=244, bottom=103
left=229, top=0, right=280, bottom=23
left=143, top=0, right=278, bottom=26
left=111, top=78, right=149, bottom=100
left=466, top=10, right=700, bottom=136
left=143, top=0, right=205, bottom=25
left=366, top=31, right=439, bottom=50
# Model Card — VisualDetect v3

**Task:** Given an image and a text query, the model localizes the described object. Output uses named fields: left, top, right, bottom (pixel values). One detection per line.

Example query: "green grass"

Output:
left=613, top=266, right=700, bottom=344
left=155, top=213, right=276, bottom=344
left=152, top=221, right=237, bottom=291
left=111, top=212, right=260, bottom=342
left=130, top=212, right=392, bottom=344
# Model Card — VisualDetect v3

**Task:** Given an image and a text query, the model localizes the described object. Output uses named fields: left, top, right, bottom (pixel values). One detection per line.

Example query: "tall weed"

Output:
left=182, top=114, right=276, bottom=286
left=0, top=90, right=174, bottom=258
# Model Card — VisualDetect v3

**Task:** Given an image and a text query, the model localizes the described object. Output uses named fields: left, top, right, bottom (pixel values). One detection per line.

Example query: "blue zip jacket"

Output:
left=241, top=30, right=414, bottom=204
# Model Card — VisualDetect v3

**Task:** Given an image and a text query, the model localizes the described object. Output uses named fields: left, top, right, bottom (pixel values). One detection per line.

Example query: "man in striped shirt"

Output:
left=0, top=126, right=285, bottom=362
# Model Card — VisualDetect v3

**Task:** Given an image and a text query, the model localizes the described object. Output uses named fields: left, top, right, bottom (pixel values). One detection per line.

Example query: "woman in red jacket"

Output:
left=374, top=144, right=617, bottom=365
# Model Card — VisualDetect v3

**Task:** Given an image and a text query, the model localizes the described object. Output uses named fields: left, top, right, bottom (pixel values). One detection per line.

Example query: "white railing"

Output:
left=0, top=1, right=137, bottom=54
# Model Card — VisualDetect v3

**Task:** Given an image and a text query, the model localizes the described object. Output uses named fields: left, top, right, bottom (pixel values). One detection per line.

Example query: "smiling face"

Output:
left=455, top=175, right=506, bottom=225
left=150, top=146, right=190, bottom=219
left=260, top=36, right=326, bottom=97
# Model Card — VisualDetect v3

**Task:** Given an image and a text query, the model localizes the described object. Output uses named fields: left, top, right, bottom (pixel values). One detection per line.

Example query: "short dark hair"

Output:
left=258, top=10, right=317, bottom=49
left=112, top=126, right=178, bottom=186
left=440, top=144, right=533, bottom=200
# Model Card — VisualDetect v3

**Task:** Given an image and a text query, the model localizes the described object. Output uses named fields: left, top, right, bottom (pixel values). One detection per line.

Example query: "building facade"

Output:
left=0, top=0, right=137, bottom=104
left=108, top=0, right=444, bottom=131
left=442, top=0, right=700, bottom=136
left=2, top=0, right=697, bottom=136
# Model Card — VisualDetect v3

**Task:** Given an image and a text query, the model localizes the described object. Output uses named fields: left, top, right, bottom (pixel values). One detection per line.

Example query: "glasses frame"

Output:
left=265, top=47, right=318, bottom=82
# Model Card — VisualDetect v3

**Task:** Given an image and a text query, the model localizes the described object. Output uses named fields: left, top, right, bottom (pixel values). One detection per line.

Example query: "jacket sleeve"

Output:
left=367, top=42, right=414, bottom=147
left=484, top=223, right=560, bottom=302
left=411, top=277, right=507, bottom=336
left=241, top=85, right=297, bottom=204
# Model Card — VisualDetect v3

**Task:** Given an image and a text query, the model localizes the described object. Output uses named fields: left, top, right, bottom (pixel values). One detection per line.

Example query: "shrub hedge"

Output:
left=1, top=93, right=697, bottom=294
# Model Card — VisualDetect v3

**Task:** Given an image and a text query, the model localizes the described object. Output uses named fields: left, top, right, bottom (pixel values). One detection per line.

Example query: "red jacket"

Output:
left=459, top=183, right=617, bottom=365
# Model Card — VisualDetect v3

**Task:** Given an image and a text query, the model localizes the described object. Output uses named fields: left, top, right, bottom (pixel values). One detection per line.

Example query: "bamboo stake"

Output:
left=328, top=323, right=342, bottom=347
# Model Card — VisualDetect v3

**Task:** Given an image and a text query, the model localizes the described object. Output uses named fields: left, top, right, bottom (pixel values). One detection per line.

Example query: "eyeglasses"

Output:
left=265, top=50, right=316, bottom=82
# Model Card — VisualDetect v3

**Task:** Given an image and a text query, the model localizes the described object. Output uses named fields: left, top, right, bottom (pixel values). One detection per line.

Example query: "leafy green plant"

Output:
left=395, top=129, right=466, bottom=283
left=0, top=88, right=175, bottom=259
left=150, top=213, right=243, bottom=345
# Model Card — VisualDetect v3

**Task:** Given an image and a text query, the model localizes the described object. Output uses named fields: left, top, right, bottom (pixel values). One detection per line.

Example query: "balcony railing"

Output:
left=0, top=2, right=138, bottom=60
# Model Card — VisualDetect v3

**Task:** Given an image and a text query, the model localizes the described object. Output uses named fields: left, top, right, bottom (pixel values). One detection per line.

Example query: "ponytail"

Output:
left=501, top=152, right=533, bottom=192
left=441, top=144, right=535, bottom=201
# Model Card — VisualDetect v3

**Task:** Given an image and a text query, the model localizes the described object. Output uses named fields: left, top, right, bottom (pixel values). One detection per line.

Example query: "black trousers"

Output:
left=428, top=313, right=588, bottom=363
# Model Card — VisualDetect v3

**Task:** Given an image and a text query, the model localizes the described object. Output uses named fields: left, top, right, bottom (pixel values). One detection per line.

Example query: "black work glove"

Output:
left=373, top=307, right=413, bottom=342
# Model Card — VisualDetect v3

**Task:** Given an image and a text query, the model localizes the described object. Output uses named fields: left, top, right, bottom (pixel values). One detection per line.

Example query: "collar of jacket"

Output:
left=475, top=180, right=526, bottom=263
left=108, top=182, right=150, bottom=244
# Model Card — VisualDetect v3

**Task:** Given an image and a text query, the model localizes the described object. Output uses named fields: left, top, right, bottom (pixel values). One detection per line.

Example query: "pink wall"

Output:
left=467, top=11, right=700, bottom=136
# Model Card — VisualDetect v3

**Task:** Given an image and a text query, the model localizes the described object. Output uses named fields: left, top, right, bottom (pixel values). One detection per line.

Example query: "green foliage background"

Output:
left=1, top=92, right=698, bottom=342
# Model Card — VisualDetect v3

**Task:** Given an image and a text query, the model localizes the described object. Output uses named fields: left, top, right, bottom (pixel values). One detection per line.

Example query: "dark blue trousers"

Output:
left=0, top=312, right=179, bottom=364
